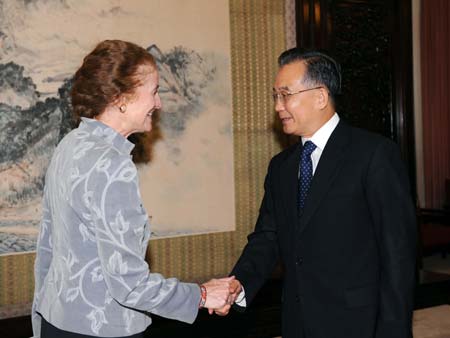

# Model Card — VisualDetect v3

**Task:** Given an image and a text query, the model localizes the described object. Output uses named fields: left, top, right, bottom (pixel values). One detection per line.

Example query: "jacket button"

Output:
left=295, top=257, right=303, bottom=266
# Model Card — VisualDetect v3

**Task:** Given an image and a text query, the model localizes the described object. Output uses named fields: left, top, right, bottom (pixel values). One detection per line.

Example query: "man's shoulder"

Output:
left=344, top=123, right=396, bottom=149
left=271, top=142, right=299, bottom=163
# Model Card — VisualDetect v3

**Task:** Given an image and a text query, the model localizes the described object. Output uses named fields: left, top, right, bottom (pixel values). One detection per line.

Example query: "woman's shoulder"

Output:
left=60, top=127, right=135, bottom=177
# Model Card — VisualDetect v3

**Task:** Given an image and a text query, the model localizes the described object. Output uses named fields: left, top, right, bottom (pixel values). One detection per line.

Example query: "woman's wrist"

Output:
left=199, top=284, right=207, bottom=308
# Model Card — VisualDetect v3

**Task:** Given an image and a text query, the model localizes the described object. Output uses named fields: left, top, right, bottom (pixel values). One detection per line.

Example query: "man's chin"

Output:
left=282, top=126, right=296, bottom=136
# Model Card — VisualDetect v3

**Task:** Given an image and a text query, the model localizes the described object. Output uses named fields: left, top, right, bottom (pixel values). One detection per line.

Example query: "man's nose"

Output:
left=274, top=97, right=285, bottom=112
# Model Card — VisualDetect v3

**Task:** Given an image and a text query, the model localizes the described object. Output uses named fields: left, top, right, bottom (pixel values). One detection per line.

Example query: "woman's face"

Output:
left=123, top=65, right=161, bottom=136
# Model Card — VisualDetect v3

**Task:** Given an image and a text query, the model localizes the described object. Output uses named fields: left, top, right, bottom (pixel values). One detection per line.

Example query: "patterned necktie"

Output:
left=298, top=141, right=317, bottom=211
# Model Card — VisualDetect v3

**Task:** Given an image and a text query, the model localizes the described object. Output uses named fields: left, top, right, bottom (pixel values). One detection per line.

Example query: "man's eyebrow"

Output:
left=273, top=86, right=290, bottom=92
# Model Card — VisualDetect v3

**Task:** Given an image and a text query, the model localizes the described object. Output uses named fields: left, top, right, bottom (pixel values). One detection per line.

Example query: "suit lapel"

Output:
left=280, top=143, right=302, bottom=229
left=297, top=121, right=351, bottom=236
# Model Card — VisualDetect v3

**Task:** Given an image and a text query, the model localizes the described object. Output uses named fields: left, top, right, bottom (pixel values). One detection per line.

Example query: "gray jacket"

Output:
left=32, top=118, right=200, bottom=337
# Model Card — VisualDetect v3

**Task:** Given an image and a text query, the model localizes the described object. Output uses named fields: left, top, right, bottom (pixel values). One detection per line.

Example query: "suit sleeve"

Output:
left=231, top=159, right=280, bottom=307
left=365, top=139, right=417, bottom=338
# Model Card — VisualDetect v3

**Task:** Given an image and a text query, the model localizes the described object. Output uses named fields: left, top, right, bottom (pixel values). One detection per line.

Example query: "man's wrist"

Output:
left=235, top=291, right=245, bottom=304
left=234, top=287, right=247, bottom=307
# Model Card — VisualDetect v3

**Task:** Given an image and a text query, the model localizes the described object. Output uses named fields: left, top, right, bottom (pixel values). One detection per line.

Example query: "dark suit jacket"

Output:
left=231, top=121, right=417, bottom=338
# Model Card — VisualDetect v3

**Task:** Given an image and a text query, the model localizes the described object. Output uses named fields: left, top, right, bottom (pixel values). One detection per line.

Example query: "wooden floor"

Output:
left=413, top=305, right=450, bottom=338
left=1, top=272, right=450, bottom=338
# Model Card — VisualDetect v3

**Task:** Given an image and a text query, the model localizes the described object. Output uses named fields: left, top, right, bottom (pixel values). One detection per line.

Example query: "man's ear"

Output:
left=315, top=87, right=330, bottom=110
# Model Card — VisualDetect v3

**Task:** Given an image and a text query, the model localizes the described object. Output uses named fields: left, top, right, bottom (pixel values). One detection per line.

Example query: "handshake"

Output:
left=200, top=276, right=242, bottom=316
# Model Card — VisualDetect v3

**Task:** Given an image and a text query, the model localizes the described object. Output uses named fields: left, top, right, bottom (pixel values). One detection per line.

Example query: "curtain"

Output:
left=421, top=0, right=450, bottom=208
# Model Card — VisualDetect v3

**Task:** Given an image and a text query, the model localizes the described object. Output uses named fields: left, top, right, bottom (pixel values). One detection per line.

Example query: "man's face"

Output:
left=273, top=61, right=323, bottom=138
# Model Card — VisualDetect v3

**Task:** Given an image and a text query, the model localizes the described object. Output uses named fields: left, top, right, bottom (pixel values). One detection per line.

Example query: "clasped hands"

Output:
left=201, top=276, right=242, bottom=316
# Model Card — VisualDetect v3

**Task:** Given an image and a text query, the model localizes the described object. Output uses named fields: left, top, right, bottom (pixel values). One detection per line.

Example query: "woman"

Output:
left=32, top=40, right=236, bottom=338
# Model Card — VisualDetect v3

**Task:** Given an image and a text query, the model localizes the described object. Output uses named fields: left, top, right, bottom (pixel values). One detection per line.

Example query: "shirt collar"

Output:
left=79, top=117, right=135, bottom=155
left=301, top=112, right=340, bottom=150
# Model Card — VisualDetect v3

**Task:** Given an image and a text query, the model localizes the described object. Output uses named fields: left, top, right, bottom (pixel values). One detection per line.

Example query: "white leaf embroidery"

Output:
left=90, top=266, right=104, bottom=283
left=75, top=130, right=89, bottom=139
left=67, top=250, right=79, bottom=271
left=74, top=141, right=94, bottom=160
left=92, top=126, right=116, bottom=143
left=108, top=251, right=128, bottom=275
left=111, top=210, right=129, bottom=234
left=92, top=205, right=102, bottom=220
left=40, top=222, right=48, bottom=240
left=116, top=165, right=136, bottom=182
left=105, top=291, right=113, bottom=305
left=92, top=127, right=103, bottom=137
left=103, top=128, right=116, bottom=143
left=96, top=158, right=111, bottom=172
left=87, top=309, right=108, bottom=334
left=133, top=225, right=144, bottom=238
left=66, top=287, right=79, bottom=302
left=82, top=212, right=92, bottom=221
left=70, top=167, right=80, bottom=182
left=83, top=191, right=93, bottom=208
left=79, top=223, right=95, bottom=242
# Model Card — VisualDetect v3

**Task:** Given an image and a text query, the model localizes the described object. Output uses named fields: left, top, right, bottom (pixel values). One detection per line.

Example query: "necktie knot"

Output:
left=298, top=141, right=316, bottom=211
left=302, top=141, right=316, bottom=158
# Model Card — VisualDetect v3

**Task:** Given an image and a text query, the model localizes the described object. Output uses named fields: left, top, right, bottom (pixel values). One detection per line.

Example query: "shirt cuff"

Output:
left=235, top=286, right=247, bottom=307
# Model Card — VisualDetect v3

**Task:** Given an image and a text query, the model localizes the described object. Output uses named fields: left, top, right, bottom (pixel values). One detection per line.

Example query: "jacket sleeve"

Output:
left=365, top=139, right=417, bottom=338
left=231, top=159, right=280, bottom=306
left=89, top=156, right=200, bottom=324
left=32, top=189, right=53, bottom=338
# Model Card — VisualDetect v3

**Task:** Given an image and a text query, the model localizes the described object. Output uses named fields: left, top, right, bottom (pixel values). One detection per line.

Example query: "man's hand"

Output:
left=212, top=279, right=242, bottom=316
left=202, top=276, right=235, bottom=311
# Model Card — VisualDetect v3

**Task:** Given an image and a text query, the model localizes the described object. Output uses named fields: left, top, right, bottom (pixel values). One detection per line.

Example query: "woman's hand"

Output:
left=201, top=276, right=236, bottom=311
left=213, top=279, right=242, bottom=316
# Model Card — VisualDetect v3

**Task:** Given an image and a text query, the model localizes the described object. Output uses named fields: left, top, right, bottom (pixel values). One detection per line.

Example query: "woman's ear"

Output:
left=113, top=95, right=129, bottom=113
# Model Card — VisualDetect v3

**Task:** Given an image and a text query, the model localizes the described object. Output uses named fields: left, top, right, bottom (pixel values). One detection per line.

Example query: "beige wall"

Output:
left=0, top=0, right=288, bottom=318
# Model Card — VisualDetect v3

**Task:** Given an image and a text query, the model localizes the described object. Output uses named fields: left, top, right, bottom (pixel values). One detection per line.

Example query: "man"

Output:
left=220, top=48, right=417, bottom=338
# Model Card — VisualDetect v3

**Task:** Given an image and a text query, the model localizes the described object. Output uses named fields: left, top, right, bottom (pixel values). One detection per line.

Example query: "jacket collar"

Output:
left=79, top=117, right=135, bottom=155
